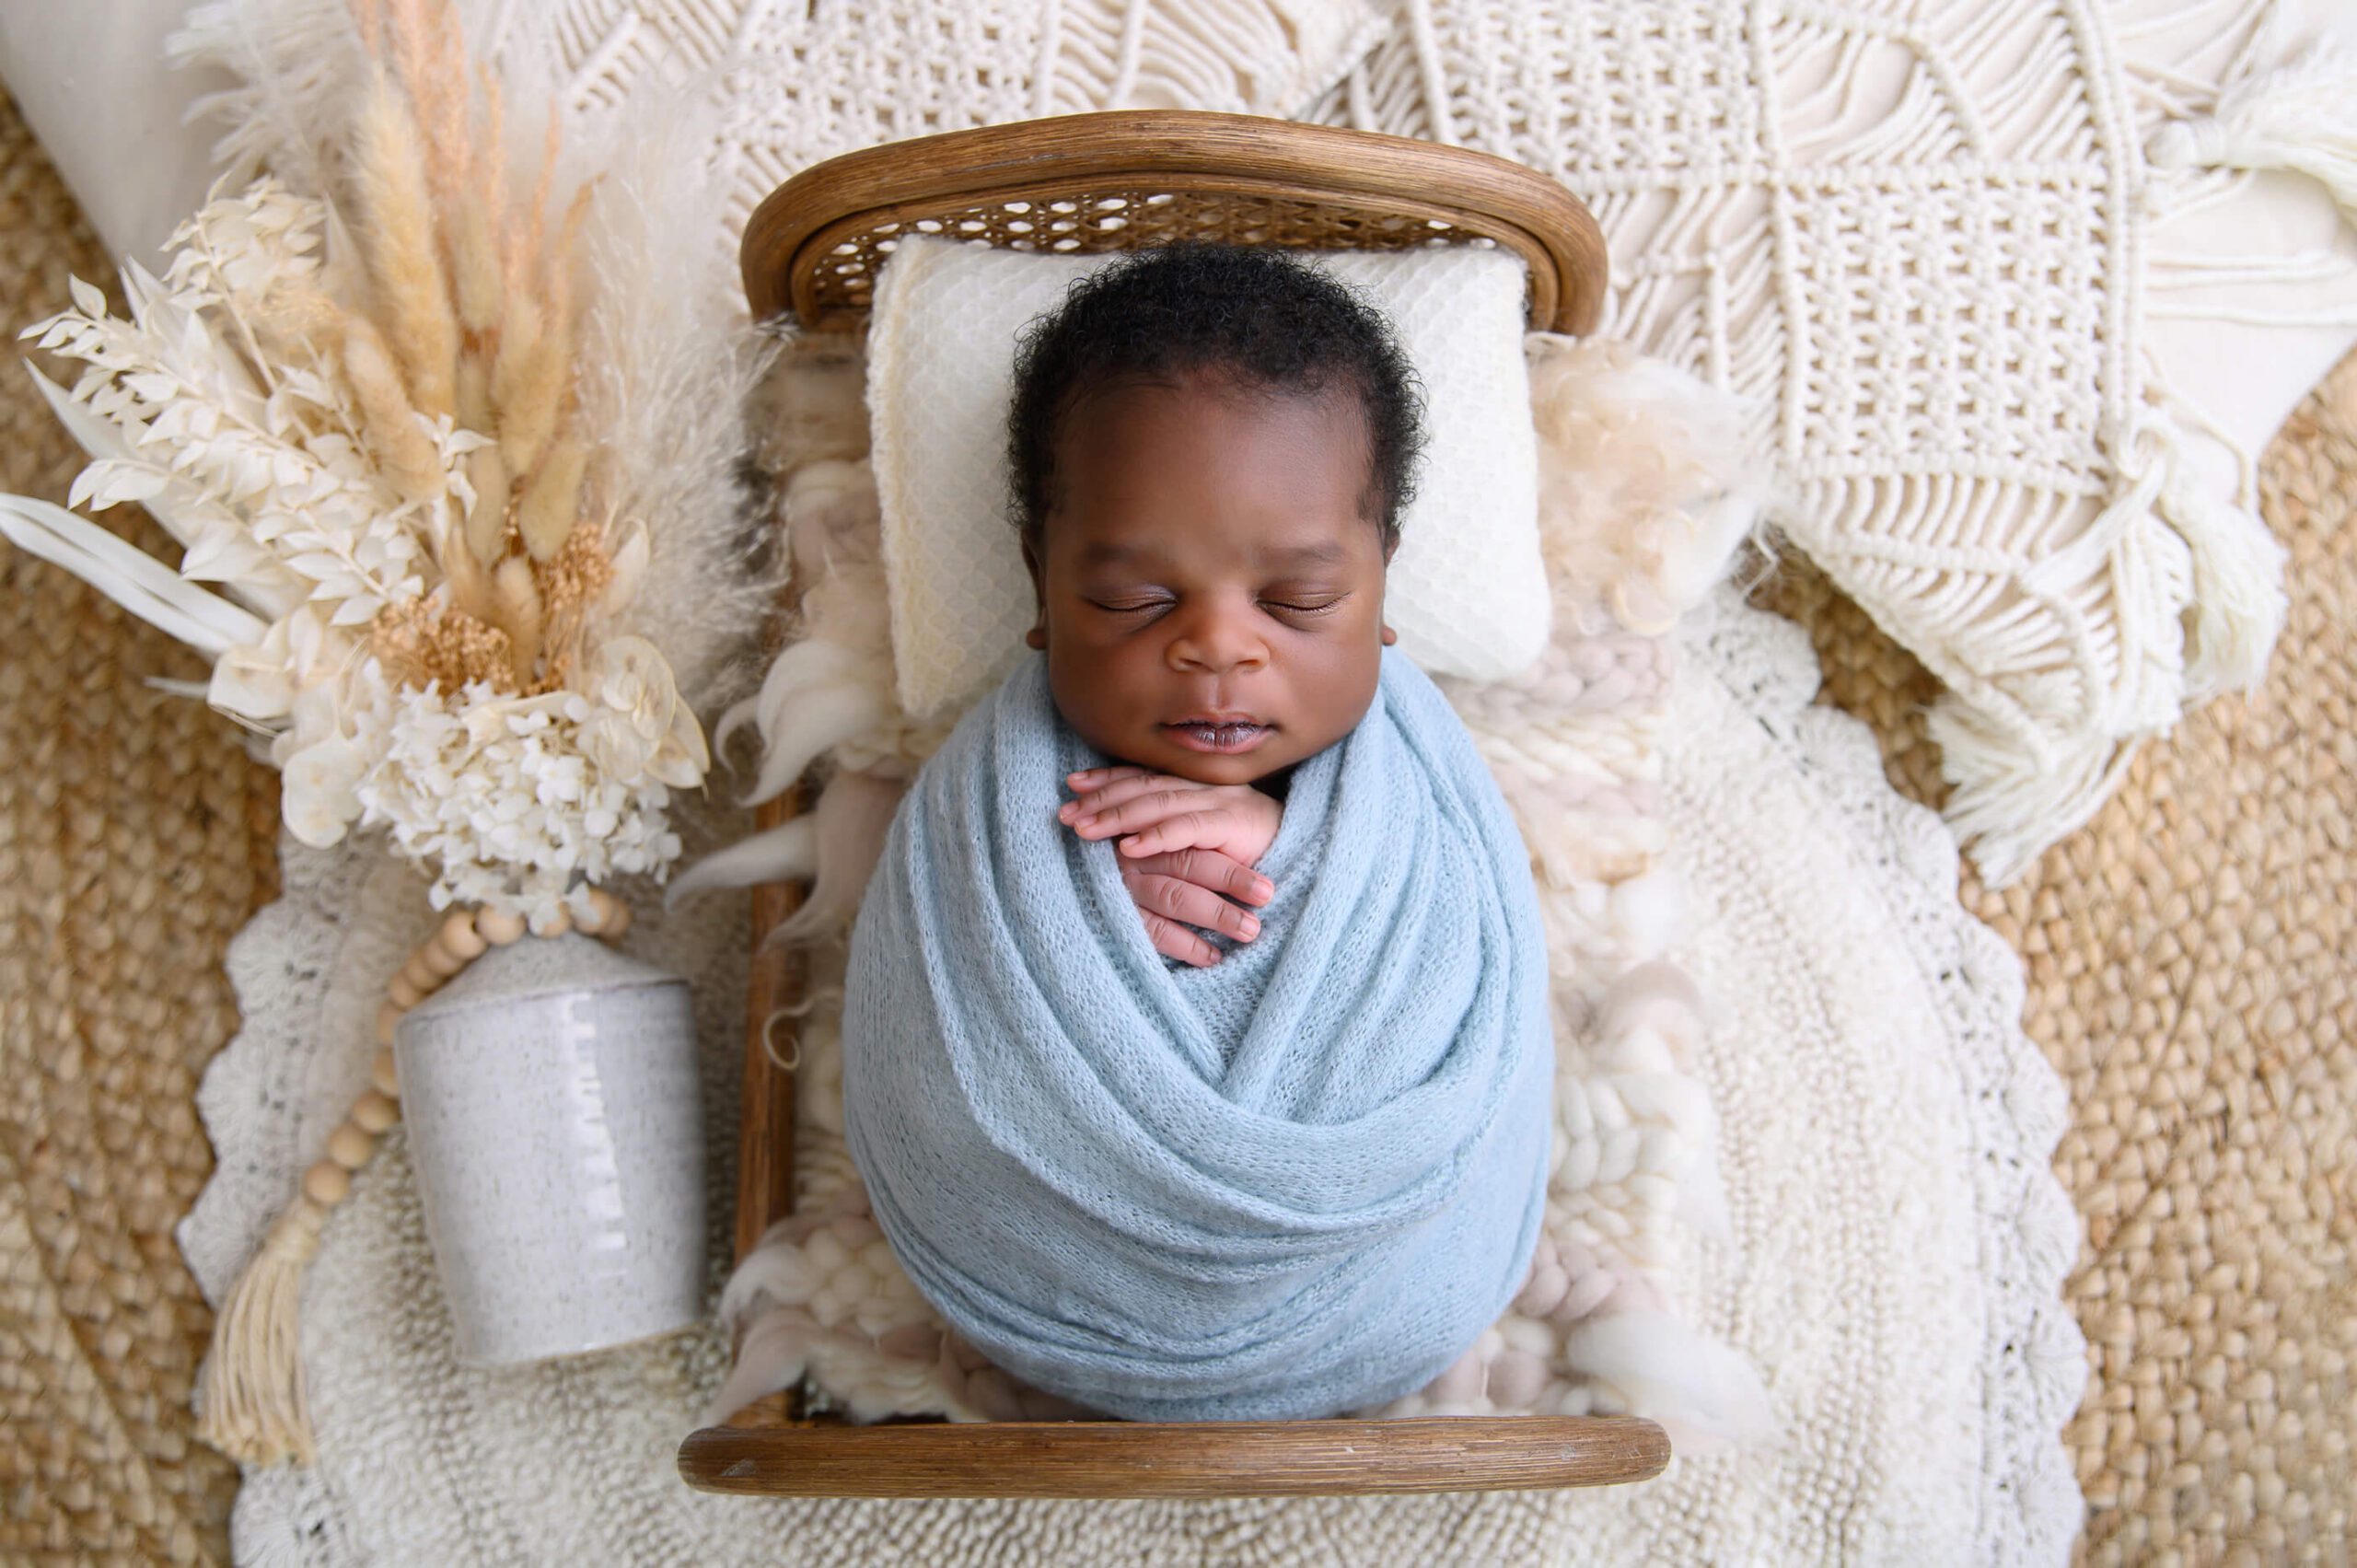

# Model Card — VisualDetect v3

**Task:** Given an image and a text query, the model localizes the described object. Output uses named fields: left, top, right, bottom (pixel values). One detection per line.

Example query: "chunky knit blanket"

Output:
left=841, top=649, right=1554, bottom=1421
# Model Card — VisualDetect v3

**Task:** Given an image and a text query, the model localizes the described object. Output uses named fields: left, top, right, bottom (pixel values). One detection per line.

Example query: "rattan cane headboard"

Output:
left=740, top=109, right=1608, bottom=333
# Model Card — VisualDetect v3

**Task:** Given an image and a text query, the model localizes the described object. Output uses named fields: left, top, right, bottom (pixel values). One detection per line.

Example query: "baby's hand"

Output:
left=1059, top=766, right=1283, bottom=866
left=1059, top=767, right=1282, bottom=968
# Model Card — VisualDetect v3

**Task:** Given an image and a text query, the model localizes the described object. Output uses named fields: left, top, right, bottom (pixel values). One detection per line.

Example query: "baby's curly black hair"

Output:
left=1006, top=242, right=1425, bottom=561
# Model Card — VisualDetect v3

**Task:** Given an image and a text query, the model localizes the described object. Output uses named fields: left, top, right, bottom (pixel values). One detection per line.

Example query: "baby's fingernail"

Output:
left=1240, top=915, right=1260, bottom=938
left=1251, top=877, right=1273, bottom=900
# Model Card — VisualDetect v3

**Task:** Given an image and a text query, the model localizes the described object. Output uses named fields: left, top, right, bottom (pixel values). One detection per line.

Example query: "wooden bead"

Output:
left=421, top=942, right=468, bottom=979
left=326, top=1122, right=376, bottom=1169
left=303, top=1160, right=352, bottom=1207
left=573, top=890, right=611, bottom=935
left=439, top=910, right=488, bottom=959
left=350, top=1089, right=400, bottom=1132
left=536, top=902, right=574, bottom=938
left=598, top=898, right=632, bottom=939
left=389, top=975, right=425, bottom=1009
left=377, top=1001, right=405, bottom=1048
left=399, top=955, right=442, bottom=993
left=370, top=1047, right=399, bottom=1097
left=477, top=907, right=528, bottom=946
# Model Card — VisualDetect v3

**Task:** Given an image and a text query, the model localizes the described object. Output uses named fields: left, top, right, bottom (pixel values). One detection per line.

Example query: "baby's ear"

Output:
left=1020, top=533, right=1049, bottom=649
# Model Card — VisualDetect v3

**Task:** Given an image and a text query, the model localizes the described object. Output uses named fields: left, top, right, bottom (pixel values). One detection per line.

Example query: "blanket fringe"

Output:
left=1927, top=400, right=2287, bottom=887
left=2146, top=43, right=2357, bottom=217
left=1927, top=703, right=2140, bottom=891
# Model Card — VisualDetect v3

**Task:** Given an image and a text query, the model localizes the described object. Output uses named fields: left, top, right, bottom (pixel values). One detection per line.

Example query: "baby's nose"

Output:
left=1166, top=599, right=1269, bottom=673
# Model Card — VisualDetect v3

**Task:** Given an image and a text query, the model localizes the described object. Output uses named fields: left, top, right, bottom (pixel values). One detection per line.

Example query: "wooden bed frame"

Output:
left=675, top=109, right=1669, bottom=1498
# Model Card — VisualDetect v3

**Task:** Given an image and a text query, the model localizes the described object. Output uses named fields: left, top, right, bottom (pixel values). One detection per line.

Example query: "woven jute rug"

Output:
left=0, top=95, right=271, bottom=1564
left=1762, top=369, right=2357, bottom=1562
left=0, top=83, right=2348, bottom=1562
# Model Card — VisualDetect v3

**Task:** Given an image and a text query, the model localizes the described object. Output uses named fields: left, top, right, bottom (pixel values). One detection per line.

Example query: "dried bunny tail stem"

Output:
left=449, top=66, right=508, bottom=337
left=460, top=444, right=510, bottom=564
left=517, top=437, right=586, bottom=561
left=509, top=102, right=561, bottom=294
left=493, top=180, right=592, bottom=474
left=352, top=67, right=459, bottom=419
left=492, top=553, right=544, bottom=687
left=436, top=510, right=502, bottom=624
left=477, top=65, right=507, bottom=231
left=338, top=312, right=444, bottom=505
left=449, top=185, right=504, bottom=337
left=490, top=292, right=552, bottom=471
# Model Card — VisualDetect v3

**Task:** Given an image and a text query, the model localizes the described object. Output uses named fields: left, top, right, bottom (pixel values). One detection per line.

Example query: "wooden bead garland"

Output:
left=195, top=886, right=635, bottom=1470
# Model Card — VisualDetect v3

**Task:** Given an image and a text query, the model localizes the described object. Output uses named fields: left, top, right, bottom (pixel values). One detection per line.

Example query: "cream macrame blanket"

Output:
left=1311, top=0, right=2357, bottom=883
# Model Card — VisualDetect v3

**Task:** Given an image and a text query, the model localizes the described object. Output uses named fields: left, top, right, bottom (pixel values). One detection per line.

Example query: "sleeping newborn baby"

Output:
left=841, top=242, right=1554, bottom=1422
left=1016, top=244, right=1416, bottom=967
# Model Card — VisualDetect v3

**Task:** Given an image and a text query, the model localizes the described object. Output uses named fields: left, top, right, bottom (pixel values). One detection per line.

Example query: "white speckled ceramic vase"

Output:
left=393, top=930, right=705, bottom=1366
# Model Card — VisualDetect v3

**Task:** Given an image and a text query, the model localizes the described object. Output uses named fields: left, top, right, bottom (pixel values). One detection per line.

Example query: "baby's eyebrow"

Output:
left=1075, top=540, right=1349, bottom=566
left=1257, top=541, right=1349, bottom=565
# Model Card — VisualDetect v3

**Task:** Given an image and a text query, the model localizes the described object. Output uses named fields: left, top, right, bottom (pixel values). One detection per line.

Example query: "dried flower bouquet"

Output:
left=2, top=0, right=776, bottom=929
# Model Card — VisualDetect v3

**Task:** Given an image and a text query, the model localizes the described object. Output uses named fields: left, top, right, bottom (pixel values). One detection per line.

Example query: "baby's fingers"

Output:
left=1059, top=773, right=1189, bottom=827
left=1140, top=910, right=1221, bottom=968
left=1126, top=848, right=1272, bottom=906
left=1122, top=866, right=1264, bottom=942
left=1065, top=765, right=1150, bottom=792
left=1117, top=808, right=1229, bottom=859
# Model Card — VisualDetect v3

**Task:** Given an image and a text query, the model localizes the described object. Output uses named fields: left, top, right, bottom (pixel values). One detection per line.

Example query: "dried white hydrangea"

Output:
left=278, top=636, right=709, bottom=929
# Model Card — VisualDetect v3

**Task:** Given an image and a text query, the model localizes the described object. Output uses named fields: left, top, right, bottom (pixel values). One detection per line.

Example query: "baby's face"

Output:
left=1022, top=371, right=1393, bottom=787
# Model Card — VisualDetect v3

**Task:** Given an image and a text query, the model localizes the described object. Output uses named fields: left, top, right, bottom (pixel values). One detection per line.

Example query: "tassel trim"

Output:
left=2147, top=43, right=2357, bottom=216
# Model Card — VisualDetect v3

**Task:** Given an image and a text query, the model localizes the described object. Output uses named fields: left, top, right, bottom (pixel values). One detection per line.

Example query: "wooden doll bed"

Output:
left=674, top=109, right=1669, bottom=1499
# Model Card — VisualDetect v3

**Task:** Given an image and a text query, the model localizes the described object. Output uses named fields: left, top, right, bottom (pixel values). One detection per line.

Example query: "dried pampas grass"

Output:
left=570, top=84, right=784, bottom=717
left=171, top=0, right=377, bottom=202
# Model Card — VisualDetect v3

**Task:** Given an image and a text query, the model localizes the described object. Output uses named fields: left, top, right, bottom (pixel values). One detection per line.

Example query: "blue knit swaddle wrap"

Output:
left=841, top=646, right=1553, bottom=1421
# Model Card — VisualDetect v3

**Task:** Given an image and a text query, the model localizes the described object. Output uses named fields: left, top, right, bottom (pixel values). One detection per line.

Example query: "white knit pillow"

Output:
left=865, top=233, right=1546, bottom=722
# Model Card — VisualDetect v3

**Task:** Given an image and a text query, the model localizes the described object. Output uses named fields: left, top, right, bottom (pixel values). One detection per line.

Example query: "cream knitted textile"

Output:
left=177, top=579, right=2083, bottom=1564
left=1308, top=0, right=2357, bottom=884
